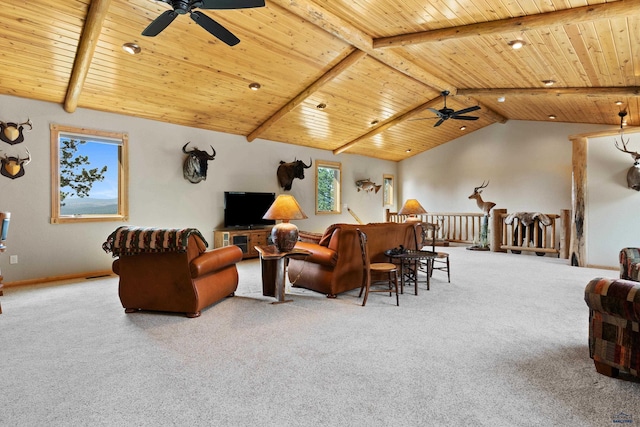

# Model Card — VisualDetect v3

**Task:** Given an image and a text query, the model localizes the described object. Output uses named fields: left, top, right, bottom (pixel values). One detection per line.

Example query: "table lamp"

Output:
left=398, top=199, right=427, bottom=222
left=262, top=195, right=308, bottom=252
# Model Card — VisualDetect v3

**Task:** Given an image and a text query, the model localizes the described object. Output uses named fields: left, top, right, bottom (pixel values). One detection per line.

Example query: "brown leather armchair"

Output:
left=104, top=226, right=243, bottom=318
left=288, top=222, right=418, bottom=297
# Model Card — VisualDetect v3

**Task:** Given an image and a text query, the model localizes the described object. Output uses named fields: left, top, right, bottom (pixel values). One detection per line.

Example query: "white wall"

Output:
left=398, top=120, right=625, bottom=265
left=0, top=95, right=397, bottom=282
left=587, top=131, right=640, bottom=268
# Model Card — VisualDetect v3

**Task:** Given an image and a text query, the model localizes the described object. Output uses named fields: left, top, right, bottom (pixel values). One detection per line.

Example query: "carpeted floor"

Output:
left=1, top=247, right=639, bottom=426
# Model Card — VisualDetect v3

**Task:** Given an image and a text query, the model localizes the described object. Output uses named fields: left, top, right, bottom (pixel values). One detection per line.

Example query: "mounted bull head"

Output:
left=0, top=118, right=32, bottom=145
left=277, top=158, right=312, bottom=191
left=614, top=134, right=640, bottom=191
left=1, top=148, right=31, bottom=179
left=182, top=142, right=216, bottom=184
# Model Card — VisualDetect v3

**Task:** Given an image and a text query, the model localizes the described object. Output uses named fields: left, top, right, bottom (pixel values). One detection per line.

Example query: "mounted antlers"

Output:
left=468, top=180, right=496, bottom=215
left=0, top=118, right=32, bottom=144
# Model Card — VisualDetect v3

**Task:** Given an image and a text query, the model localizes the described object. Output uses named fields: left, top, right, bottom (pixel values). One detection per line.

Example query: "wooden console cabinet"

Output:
left=213, top=228, right=272, bottom=259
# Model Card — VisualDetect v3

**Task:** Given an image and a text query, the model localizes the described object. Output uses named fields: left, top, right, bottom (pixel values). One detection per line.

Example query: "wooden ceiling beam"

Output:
left=373, top=0, right=640, bottom=48
left=333, top=99, right=442, bottom=155
left=64, top=0, right=112, bottom=113
left=457, top=87, right=640, bottom=98
left=269, top=0, right=454, bottom=93
left=246, top=48, right=365, bottom=142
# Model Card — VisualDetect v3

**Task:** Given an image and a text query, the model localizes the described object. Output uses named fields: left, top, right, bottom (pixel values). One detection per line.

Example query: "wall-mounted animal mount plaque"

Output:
left=182, top=142, right=216, bottom=184
left=0, top=119, right=32, bottom=145
left=613, top=110, right=640, bottom=191
left=277, top=158, right=312, bottom=191
left=356, top=178, right=381, bottom=193
left=1, top=148, right=31, bottom=179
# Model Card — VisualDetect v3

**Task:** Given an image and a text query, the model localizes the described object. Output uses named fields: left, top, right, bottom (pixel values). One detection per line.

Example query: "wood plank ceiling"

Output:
left=0, top=0, right=638, bottom=161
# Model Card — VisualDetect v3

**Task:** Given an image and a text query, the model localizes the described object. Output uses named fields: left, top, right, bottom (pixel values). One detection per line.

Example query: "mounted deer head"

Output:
left=468, top=180, right=496, bottom=215
left=614, top=132, right=640, bottom=191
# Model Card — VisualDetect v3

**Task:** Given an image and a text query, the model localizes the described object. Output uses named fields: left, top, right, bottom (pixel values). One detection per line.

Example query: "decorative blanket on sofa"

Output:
left=102, top=226, right=208, bottom=257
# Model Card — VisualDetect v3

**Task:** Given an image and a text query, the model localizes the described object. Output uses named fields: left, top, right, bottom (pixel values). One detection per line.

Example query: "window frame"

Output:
left=50, top=124, right=129, bottom=224
left=383, top=174, right=394, bottom=207
left=315, top=160, right=342, bottom=215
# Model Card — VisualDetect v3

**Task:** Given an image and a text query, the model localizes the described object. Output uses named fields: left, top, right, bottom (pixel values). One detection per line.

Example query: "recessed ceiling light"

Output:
left=548, top=114, right=557, bottom=120
left=122, top=43, right=141, bottom=55
left=406, top=149, right=411, bottom=153
left=497, top=96, right=505, bottom=102
left=508, top=40, right=525, bottom=50
left=616, top=100, right=623, bottom=106
left=316, top=103, right=327, bottom=109
left=248, top=82, right=261, bottom=91
left=460, top=126, right=467, bottom=131
left=370, top=120, right=379, bottom=125
left=542, top=80, right=556, bottom=86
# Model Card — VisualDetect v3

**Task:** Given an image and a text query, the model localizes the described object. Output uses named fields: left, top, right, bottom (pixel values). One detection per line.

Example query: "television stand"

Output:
left=213, top=227, right=273, bottom=259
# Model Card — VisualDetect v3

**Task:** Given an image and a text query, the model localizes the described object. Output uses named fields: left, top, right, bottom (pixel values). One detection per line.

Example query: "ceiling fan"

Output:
left=426, top=90, right=481, bottom=127
left=142, top=0, right=265, bottom=46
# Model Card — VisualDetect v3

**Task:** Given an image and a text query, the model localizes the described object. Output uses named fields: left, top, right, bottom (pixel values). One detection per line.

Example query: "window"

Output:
left=383, top=174, right=394, bottom=206
left=316, top=160, right=341, bottom=214
left=50, top=124, right=128, bottom=224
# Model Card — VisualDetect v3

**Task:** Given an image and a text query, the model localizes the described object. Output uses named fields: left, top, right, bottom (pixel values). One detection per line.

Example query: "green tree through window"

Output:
left=59, top=138, right=108, bottom=207
left=316, top=160, right=341, bottom=214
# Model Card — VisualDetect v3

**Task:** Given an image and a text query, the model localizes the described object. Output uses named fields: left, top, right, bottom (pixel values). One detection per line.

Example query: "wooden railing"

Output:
left=385, top=210, right=484, bottom=244
left=499, top=213, right=560, bottom=256
left=385, top=208, right=571, bottom=258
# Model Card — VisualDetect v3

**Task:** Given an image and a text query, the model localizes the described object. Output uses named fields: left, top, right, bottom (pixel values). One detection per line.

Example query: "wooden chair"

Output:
left=357, top=229, right=399, bottom=306
left=418, top=223, right=450, bottom=283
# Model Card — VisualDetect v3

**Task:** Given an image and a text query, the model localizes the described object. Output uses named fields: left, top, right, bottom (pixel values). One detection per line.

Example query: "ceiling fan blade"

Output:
left=142, top=10, right=178, bottom=36
left=190, top=11, right=240, bottom=46
left=451, top=115, right=479, bottom=121
left=428, top=107, right=446, bottom=118
left=433, top=119, right=445, bottom=127
left=199, top=0, right=265, bottom=9
left=451, top=105, right=481, bottom=116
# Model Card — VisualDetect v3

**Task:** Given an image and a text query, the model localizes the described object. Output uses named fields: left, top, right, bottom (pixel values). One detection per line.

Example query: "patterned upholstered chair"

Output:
left=584, top=277, right=640, bottom=378
left=620, top=247, right=640, bottom=281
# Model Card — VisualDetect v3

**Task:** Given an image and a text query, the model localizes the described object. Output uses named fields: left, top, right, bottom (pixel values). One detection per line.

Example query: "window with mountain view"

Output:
left=50, top=124, right=128, bottom=224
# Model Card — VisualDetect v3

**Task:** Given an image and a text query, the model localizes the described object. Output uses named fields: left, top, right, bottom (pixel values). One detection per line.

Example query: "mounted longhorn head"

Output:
left=182, top=142, right=216, bottom=184
left=0, top=118, right=32, bottom=145
left=614, top=134, right=640, bottom=191
left=468, top=180, right=496, bottom=215
left=1, top=148, right=31, bottom=179
left=277, top=158, right=312, bottom=191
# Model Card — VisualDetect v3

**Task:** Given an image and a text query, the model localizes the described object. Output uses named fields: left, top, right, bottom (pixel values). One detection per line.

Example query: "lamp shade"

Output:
left=262, top=195, right=308, bottom=221
left=262, top=195, right=307, bottom=252
left=398, top=199, right=427, bottom=216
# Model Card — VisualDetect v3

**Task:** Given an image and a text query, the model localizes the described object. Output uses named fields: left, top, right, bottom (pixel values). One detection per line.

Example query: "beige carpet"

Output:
left=1, top=247, right=639, bottom=426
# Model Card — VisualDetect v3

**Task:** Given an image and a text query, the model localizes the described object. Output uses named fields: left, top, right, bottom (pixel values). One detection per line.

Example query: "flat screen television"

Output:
left=224, top=191, right=275, bottom=229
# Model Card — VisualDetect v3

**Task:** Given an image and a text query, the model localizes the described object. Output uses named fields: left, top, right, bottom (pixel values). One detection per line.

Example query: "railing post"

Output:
left=560, top=209, right=571, bottom=259
left=492, top=209, right=507, bottom=252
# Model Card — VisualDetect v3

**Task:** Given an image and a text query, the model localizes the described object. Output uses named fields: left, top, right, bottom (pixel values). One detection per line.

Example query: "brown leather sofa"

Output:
left=104, top=226, right=243, bottom=318
left=288, top=222, right=418, bottom=297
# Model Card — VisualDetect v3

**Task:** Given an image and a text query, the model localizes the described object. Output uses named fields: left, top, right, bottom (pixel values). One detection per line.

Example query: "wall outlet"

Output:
left=9, top=255, right=18, bottom=264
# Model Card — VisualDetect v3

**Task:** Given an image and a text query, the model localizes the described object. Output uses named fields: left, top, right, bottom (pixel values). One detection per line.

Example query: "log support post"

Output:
left=570, top=137, right=587, bottom=266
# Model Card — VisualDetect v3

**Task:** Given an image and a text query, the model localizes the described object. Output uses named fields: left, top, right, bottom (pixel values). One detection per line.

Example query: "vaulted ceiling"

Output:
left=1, top=0, right=639, bottom=161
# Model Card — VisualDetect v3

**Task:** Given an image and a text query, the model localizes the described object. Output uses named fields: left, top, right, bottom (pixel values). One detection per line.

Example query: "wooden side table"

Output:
left=255, top=245, right=311, bottom=304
